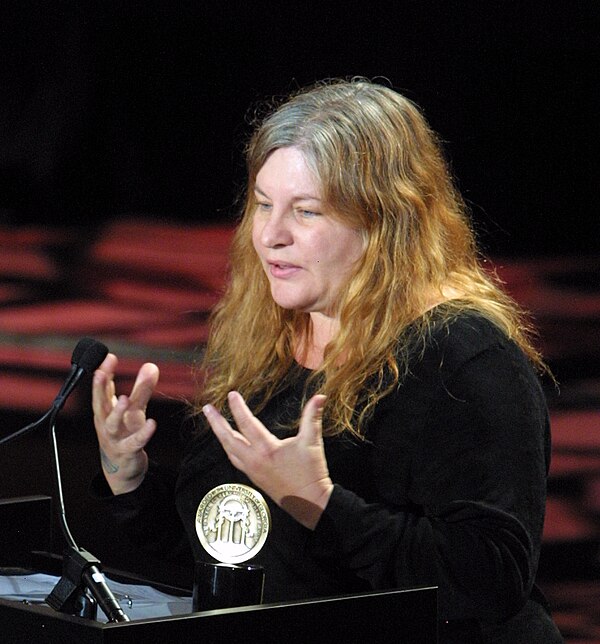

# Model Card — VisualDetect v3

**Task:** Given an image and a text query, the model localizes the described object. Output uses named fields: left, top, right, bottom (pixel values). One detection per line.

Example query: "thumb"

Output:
left=298, top=394, right=326, bottom=444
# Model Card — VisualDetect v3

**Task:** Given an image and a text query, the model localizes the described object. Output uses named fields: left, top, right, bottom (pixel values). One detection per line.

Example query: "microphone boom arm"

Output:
left=43, top=345, right=130, bottom=623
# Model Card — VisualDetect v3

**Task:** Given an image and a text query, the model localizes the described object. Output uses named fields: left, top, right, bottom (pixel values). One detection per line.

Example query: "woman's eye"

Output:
left=298, top=209, right=320, bottom=218
left=257, top=202, right=272, bottom=212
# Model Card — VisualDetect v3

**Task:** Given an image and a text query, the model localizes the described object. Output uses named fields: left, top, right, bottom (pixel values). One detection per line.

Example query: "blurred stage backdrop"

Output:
left=0, top=3, right=599, bottom=640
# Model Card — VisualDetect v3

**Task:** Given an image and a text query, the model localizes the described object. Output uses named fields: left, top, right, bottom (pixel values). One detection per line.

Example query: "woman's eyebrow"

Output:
left=254, top=184, right=322, bottom=202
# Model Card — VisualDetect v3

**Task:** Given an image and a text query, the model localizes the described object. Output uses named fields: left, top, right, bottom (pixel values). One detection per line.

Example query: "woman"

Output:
left=92, top=79, right=563, bottom=641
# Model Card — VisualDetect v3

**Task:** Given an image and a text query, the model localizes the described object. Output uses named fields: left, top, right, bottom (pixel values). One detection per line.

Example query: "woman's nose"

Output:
left=260, top=210, right=293, bottom=248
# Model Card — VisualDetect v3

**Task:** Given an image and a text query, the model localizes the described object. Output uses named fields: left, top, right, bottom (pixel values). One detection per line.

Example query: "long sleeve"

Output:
left=91, top=310, right=556, bottom=637
left=310, top=315, right=550, bottom=625
left=90, top=462, right=193, bottom=569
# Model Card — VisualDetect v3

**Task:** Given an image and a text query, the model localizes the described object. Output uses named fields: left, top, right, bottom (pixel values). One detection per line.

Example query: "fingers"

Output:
left=122, top=417, right=158, bottom=451
left=298, top=394, right=326, bottom=444
left=208, top=391, right=325, bottom=448
left=92, top=353, right=118, bottom=419
left=227, top=391, right=273, bottom=444
left=98, top=352, right=118, bottom=374
left=202, top=401, right=251, bottom=471
left=93, top=359, right=158, bottom=413
left=92, top=359, right=159, bottom=444
left=90, top=355, right=158, bottom=495
left=103, top=395, right=130, bottom=436
left=129, top=363, right=160, bottom=411
left=203, top=401, right=251, bottom=449
left=203, top=392, right=332, bottom=528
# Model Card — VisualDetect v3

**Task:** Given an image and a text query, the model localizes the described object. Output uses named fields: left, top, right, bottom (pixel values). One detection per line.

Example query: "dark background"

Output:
left=1, top=1, right=598, bottom=256
left=1, top=4, right=600, bottom=625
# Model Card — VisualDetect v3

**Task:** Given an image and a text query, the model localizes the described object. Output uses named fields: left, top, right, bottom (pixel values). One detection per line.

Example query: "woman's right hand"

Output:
left=92, top=353, right=160, bottom=495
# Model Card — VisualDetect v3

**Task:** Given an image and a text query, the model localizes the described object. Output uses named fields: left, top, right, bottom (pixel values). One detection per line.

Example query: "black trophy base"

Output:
left=193, top=561, right=265, bottom=612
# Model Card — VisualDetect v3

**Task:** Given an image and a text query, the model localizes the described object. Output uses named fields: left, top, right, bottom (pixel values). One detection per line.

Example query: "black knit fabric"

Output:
left=94, top=310, right=563, bottom=642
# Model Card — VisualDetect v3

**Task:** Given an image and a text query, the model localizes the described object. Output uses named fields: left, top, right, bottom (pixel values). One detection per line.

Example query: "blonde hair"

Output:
left=196, top=78, right=545, bottom=437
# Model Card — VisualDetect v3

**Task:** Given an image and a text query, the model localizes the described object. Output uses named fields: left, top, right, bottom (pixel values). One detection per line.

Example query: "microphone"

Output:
left=0, top=338, right=108, bottom=446
left=52, top=339, right=109, bottom=413
left=41, top=338, right=129, bottom=622
left=53, top=337, right=97, bottom=403
left=0, top=337, right=128, bottom=622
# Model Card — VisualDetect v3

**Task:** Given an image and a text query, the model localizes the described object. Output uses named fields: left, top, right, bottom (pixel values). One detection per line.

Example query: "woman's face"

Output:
left=251, top=146, right=364, bottom=319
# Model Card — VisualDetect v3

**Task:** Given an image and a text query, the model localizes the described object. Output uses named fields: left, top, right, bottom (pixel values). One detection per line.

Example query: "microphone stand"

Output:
left=0, top=338, right=128, bottom=622
left=45, top=400, right=129, bottom=623
left=0, top=343, right=89, bottom=448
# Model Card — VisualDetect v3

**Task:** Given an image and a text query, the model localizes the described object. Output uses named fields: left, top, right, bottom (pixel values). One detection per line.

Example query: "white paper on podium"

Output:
left=0, top=571, right=193, bottom=621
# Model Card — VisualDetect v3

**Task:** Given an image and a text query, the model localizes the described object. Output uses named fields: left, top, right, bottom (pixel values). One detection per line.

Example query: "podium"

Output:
left=0, top=497, right=438, bottom=643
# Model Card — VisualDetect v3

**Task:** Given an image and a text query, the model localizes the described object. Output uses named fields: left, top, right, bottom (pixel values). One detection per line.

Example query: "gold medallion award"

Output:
left=195, top=484, right=271, bottom=564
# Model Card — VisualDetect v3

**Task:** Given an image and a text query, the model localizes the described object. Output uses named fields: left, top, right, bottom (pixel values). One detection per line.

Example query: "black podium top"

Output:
left=0, top=583, right=437, bottom=644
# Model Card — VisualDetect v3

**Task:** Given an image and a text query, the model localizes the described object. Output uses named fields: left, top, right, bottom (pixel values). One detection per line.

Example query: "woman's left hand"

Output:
left=202, top=391, right=333, bottom=530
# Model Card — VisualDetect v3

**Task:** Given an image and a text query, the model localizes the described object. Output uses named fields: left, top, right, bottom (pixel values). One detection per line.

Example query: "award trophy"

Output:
left=193, top=484, right=270, bottom=611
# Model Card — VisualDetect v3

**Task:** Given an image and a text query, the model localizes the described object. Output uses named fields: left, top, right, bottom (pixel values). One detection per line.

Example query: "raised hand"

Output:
left=203, top=391, right=333, bottom=530
left=92, top=353, right=160, bottom=495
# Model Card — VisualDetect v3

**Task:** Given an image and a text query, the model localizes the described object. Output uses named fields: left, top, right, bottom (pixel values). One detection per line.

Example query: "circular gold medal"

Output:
left=195, top=484, right=271, bottom=564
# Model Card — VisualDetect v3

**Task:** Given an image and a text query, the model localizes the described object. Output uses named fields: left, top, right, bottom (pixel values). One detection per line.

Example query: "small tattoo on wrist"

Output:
left=100, top=449, right=119, bottom=474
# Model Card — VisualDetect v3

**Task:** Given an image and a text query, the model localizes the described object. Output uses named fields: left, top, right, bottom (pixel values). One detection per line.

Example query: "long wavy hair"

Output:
left=195, top=78, right=545, bottom=438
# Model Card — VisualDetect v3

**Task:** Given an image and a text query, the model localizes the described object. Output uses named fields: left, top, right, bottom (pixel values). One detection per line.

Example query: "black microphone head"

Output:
left=78, top=340, right=109, bottom=373
left=71, top=337, right=97, bottom=365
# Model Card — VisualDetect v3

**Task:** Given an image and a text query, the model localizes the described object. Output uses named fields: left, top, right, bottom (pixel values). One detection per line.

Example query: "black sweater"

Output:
left=97, top=311, right=563, bottom=642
